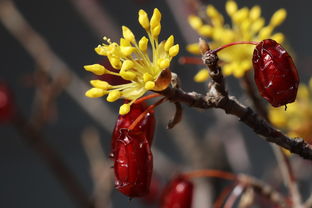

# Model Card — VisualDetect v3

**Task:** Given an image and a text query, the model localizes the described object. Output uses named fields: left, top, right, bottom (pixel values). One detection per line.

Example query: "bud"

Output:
left=252, top=39, right=299, bottom=107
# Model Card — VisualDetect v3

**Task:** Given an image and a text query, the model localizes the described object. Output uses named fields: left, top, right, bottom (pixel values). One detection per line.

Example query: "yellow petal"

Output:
left=121, top=60, right=134, bottom=71
left=270, top=9, right=287, bottom=27
left=139, top=36, right=149, bottom=52
left=144, top=81, right=155, bottom=90
left=138, top=9, right=150, bottom=30
left=107, top=90, right=121, bottom=102
left=169, top=44, right=179, bottom=57
left=90, top=80, right=111, bottom=90
left=119, top=103, right=131, bottom=115
left=122, top=26, right=135, bottom=43
left=164, top=35, right=174, bottom=51
left=85, top=88, right=106, bottom=98
left=84, top=64, right=106, bottom=75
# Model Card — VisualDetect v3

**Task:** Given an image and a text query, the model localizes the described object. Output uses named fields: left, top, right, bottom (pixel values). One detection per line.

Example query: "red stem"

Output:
left=128, top=97, right=166, bottom=130
left=212, top=41, right=258, bottom=54
left=182, top=170, right=238, bottom=181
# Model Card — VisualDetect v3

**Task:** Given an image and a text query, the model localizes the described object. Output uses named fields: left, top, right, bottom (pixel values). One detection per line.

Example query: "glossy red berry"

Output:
left=114, top=129, right=153, bottom=197
left=0, top=83, right=15, bottom=122
left=252, top=39, right=299, bottom=107
left=110, top=102, right=155, bottom=159
left=161, top=176, right=194, bottom=208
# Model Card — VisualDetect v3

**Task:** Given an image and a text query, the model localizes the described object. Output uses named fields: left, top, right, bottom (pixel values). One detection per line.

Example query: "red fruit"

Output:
left=252, top=39, right=299, bottom=107
left=0, top=83, right=15, bottom=122
left=114, top=129, right=153, bottom=197
left=161, top=176, right=194, bottom=208
left=110, top=102, right=155, bottom=159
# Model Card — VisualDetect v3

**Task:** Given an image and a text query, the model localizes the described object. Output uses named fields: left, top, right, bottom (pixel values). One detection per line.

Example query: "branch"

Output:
left=160, top=45, right=312, bottom=160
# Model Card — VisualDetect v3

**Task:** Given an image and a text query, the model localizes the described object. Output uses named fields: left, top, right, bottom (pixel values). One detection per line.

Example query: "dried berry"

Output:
left=161, top=176, right=194, bottom=208
left=110, top=102, right=155, bottom=158
left=252, top=39, right=299, bottom=107
left=0, top=82, right=15, bottom=122
left=114, top=129, right=153, bottom=197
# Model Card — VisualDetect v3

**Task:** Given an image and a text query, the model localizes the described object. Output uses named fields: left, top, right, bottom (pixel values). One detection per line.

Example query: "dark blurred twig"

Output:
left=12, top=112, right=93, bottom=208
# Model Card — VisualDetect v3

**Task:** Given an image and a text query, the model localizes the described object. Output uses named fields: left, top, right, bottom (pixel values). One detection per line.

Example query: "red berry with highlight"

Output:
left=252, top=39, right=299, bottom=107
left=114, top=129, right=153, bottom=197
left=161, top=176, right=194, bottom=208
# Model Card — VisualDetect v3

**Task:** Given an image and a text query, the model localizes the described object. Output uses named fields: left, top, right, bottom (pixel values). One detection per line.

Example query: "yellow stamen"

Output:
left=139, top=36, right=149, bottom=52
left=90, top=80, right=111, bottom=90
left=194, top=69, right=209, bottom=82
left=169, top=44, right=180, bottom=57
left=122, top=26, right=135, bottom=43
left=138, top=9, right=150, bottom=30
left=107, top=90, right=121, bottom=102
left=144, top=81, right=155, bottom=90
left=119, top=103, right=131, bottom=115
left=85, top=88, right=106, bottom=98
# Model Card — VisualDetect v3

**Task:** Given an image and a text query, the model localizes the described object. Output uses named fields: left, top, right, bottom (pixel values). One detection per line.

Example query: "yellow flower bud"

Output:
left=198, top=25, right=213, bottom=36
left=94, top=45, right=107, bottom=56
left=250, top=5, right=261, bottom=21
left=119, top=103, right=131, bottom=115
left=270, top=9, right=287, bottom=27
left=158, top=58, right=170, bottom=69
left=150, top=8, right=161, bottom=29
left=107, top=90, right=121, bottom=102
left=108, top=56, right=122, bottom=69
left=194, top=69, right=209, bottom=82
left=90, top=80, right=111, bottom=90
left=233, top=7, right=249, bottom=24
left=259, top=26, right=273, bottom=40
left=84, top=64, right=106, bottom=75
left=120, top=38, right=130, bottom=47
left=138, top=9, right=150, bottom=30
left=139, top=36, right=149, bottom=52
left=251, top=18, right=264, bottom=33
left=121, top=60, right=134, bottom=71
left=226, top=0, right=237, bottom=16
left=151, top=24, right=161, bottom=38
left=271, top=33, right=285, bottom=43
left=120, top=70, right=136, bottom=81
left=143, top=73, right=153, bottom=82
left=122, top=26, right=135, bottom=43
left=188, top=15, right=203, bottom=30
left=186, top=44, right=200, bottom=55
left=85, top=88, right=106, bottom=98
left=120, top=46, right=135, bottom=57
left=169, top=44, right=179, bottom=57
left=144, top=81, right=155, bottom=90
left=164, top=35, right=174, bottom=51
left=206, top=5, right=218, bottom=17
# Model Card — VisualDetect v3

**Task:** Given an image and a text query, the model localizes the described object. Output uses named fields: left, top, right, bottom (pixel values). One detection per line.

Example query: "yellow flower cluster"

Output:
left=269, top=79, right=312, bottom=145
left=84, top=9, right=179, bottom=115
left=188, top=0, right=287, bottom=80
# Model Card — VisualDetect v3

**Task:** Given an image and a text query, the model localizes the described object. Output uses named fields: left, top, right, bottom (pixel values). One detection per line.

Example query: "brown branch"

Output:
left=12, top=113, right=93, bottom=208
left=160, top=45, right=312, bottom=160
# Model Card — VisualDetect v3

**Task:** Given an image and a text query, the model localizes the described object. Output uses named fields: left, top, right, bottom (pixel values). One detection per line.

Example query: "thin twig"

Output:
left=159, top=44, right=312, bottom=160
left=242, top=71, right=303, bottom=207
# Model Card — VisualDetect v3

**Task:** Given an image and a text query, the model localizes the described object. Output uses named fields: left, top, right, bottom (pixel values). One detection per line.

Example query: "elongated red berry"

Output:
left=161, top=176, right=194, bottom=208
left=110, top=102, right=155, bottom=158
left=114, top=129, right=153, bottom=197
left=252, top=39, right=299, bottom=107
left=0, top=82, right=15, bottom=122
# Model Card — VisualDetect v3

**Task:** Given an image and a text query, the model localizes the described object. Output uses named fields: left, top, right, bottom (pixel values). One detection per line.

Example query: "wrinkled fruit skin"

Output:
left=0, top=83, right=15, bottom=122
left=114, top=129, right=153, bottom=197
left=252, top=39, right=299, bottom=107
left=161, top=176, right=194, bottom=208
left=110, top=102, right=155, bottom=159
